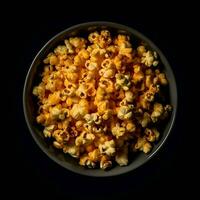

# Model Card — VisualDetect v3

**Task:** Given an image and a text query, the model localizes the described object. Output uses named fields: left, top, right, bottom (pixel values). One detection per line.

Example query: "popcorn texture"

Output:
left=33, top=30, right=172, bottom=170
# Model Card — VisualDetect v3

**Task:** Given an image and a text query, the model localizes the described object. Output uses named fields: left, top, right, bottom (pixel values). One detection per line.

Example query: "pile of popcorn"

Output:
left=33, top=30, right=172, bottom=169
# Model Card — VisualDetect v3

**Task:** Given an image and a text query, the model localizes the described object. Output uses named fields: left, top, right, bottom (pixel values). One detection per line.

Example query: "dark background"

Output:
left=6, top=2, right=195, bottom=198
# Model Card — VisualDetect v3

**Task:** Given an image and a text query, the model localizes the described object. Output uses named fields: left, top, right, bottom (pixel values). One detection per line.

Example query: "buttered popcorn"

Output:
left=33, top=30, right=172, bottom=170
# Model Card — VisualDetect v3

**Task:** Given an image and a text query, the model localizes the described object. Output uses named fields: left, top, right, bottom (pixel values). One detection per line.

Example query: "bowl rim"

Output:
left=23, top=21, right=178, bottom=177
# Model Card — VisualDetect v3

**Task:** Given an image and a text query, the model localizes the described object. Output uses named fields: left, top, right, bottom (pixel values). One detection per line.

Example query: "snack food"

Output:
left=33, top=30, right=172, bottom=169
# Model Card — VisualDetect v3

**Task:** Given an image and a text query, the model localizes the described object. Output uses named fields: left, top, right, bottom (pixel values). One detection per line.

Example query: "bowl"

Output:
left=23, top=21, right=177, bottom=177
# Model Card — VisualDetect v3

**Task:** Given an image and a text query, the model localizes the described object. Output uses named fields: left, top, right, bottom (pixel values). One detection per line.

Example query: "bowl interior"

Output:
left=23, top=22, right=177, bottom=177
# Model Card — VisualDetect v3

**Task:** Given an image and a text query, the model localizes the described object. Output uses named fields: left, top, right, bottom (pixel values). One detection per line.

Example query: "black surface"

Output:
left=7, top=3, right=193, bottom=198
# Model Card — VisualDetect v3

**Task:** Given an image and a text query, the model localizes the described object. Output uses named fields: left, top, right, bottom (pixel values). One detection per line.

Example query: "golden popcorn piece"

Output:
left=132, top=64, right=144, bottom=84
left=75, top=131, right=95, bottom=146
left=115, top=73, right=131, bottom=91
left=139, top=112, right=151, bottom=128
left=99, top=140, right=116, bottom=156
left=64, top=39, right=74, bottom=54
left=134, top=137, right=152, bottom=154
left=54, top=45, right=67, bottom=56
left=126, top=121, right=136, bottom=132
left=63, top=143, right=80, bottom=158
left=151, top=103, right=164, bottom=123
left=53, top=141, right=63, bottom=149
left=47, top=91, right=61, bottom=106
left=100, top=155, right=112, bottom=170
left=115, top=144, right=129, bottom=166
left=137, top=45, right=146, bottom=56
left=88, top=149, right=100, bottom=162
left=111, top=123, right=126, bottom=138
left=88, top=31, right=100, bottom=44
left=117, top=105, right=134, bottom=120
left=141, top=51, right=154, bottom=67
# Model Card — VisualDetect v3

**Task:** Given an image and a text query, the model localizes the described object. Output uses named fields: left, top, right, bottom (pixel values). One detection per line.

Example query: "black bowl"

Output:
left=23, top=22, right=177, bottom=177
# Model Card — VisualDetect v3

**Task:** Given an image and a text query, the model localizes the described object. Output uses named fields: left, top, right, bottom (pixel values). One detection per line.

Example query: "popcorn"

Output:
left=139, top=112, right=151, bottom=128
left=64, top=39, right=74, bottom=54
left=115, top=73, right=131, bottom=91
left=151, top=103, right=164, bottom=122
left=141, top=51, right=154, bottom=67
left=134, top=137, right=152, bottom=153
left=100, top=155, right=112, bottom=170
left=145, top=128, right=160, bottom=142
left=137, top=45, right=146, bottom=56
left=125, top=91, right=134, bottom=102
left=54, top=45, right=67, bottom=56
left=63, top=144, right=80, bottom=158
left=115, top=144, right=128, bottom=166
left=79, top=154, right=96, bottom=168
left=99, top=140, right=116, bottom=156
left=111, top=124, right=126, bottom=138
left=117, top=105, right=134, bottom=120
left=33, top=30, right=172, bottom=169
left=75, top=131, right=95, bottom=146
